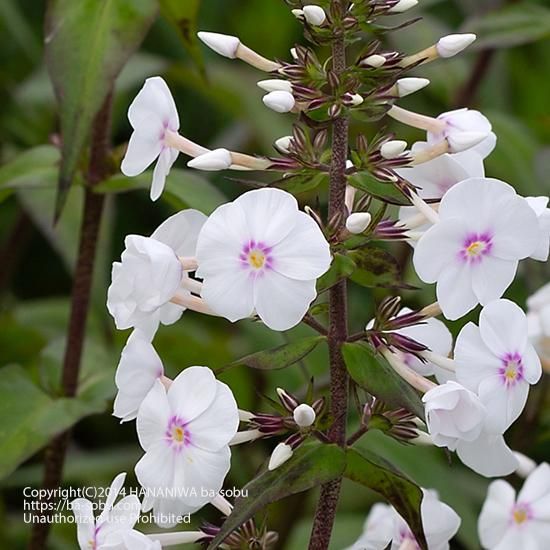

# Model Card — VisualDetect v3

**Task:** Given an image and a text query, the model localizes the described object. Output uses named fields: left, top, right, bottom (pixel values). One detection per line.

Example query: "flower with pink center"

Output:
left=135, top=366, right=239, bottom=527
left=121, top=77, right=182, bottom=201
left=346, top=490, right=460, bottom=550
left=71, top=473, right=141, bottom=550
left=478, top=462, right=550, bottom=549
left=413, top=178, right=540, bottom=320
left=196, top=188, right=332, bottom=331
left=455, top=299, right=542, bottom=435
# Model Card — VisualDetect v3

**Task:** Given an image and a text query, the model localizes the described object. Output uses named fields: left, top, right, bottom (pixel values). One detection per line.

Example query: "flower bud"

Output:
left=346, top=212, right=372, bottom=234
left=303, top=5, right=327, bottom=26
left=344, top=93, right=364, bottom=106
left=361, top=54, right=386, bottom=68
left=436, top=33, right=476, bottom=58
left=290, top=47, right=299, bottom=61
left=263, top=91, right=295, bottom=113
left=268, top=443, right=293, bottom=470
left=293, top=404, right=316, bottom=427
left=198, top=31, right=240, bottom=59
left=274, top=136, right=293, bottom=154
left=257, top=79, right=292, bottom=93
left=396, top=77, right=430, bottom=97
left=388, top=0, right=418, bottom=12
left=380, top=140, right=408, bottom=159
left=187, top=148, right=232, bottom=171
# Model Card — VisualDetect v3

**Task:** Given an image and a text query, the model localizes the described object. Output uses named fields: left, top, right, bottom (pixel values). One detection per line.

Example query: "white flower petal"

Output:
left=70, top=498, right=95, bottom=550
left=135, top=440, right=175, bottom=494
left=421, top=489, right=461, bottom=549
left=151, top=209, right=207, bottom=256
left=478, top=479, right=516, bottom=548
left=168, top=366, right=217, bottom=422
left=271, top=212, right=331, bottom=280
left=522, top=344, right=542, bottom=384
left=150, top=147, right=177, bottom=201
left=136, top=381, right=171, bottom=450
left=456, top=433, right=518, bottom=477
left=121, top=129, right=163, bottom=177
left=518, top=463, right=550, bottom=507
left=188, top=381, right=239, bottom=451
left=436, top=261, right=478, bottom=320
left=254, top=272, right=317, bottom=331
left=471, top=257, right=517, bottom=306
left=479, top=299, right=528, bottom=356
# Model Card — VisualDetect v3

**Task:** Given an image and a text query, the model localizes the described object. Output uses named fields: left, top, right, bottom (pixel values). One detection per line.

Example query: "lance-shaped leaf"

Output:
left=160, top=0, right=205, bottom=75
left=345, top=447, right=426, bottom=550
left=221, top=336, right=325, bottom=373
left=348, top=173, right=410, bottom=206
left=317, top=253, right=356, bottom=293
left=207, top=443, right=346, bottom=549
left=342, top=342, right=425, bottom=419
left=45, top=0, right=158, bottom=217
left=348, top=246, right=413, bottom=290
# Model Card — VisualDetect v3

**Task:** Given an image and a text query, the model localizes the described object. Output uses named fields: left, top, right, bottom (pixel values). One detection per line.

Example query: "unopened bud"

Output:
left=396, top=77, right=430, bottom=97
left=198, top=31, right=240, bottom=59
left=290, top=47, right=299, bottom=61
left=380, top=140, right=408, bottom=159
left=345, top=93, right=364, bottom=106
left=274, top=136, right=293, bottom=153
left=436, top=33, right=476, bottom=58
left=263, top=91, right=295, bottom=113
left=257, top=79, right=292, bottom=93
left=268, top=443, right=293, bottom=471
left=362, top=54, right=386, bottom=68
left=303, top=5, right=327, bottom=26
left=388, top=0, right=418, bottom=12
left=293, top=404, right=316, bottom=427
left=187, top=148, right=232, bottom=171
left=346, top=212, right=372, bottom=234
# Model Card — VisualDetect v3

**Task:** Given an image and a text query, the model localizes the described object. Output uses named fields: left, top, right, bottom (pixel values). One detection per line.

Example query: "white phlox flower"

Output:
left=113, top=330, right=164, bottom=422
left=427, top=108, right=496, bottom=157
left=478, top=462, right=550, bottom=549
left=121, top=77, right=206, bottom=201
left=121, top=530, right=162, bottom=550
left=70, top=473, right=141, bottom=550
left=423, top=381, right=486, bottom=451
left=455, top=299, right=542, bottom=434
left=346, top=489, right=460, bottom=550
left=195, top=188, right=332, bottom=331
left=107, top=209, right=207, bottom=337
left=413, top=178, right=540, bottom=320
left=135, top=367, right=239, bottom=527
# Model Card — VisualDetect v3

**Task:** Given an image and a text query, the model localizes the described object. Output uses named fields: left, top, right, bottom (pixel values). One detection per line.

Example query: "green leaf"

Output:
left=223, top=336, right=325, bottom=372
left=0, top=361, right=113, bottom=479
left=348, top=173, right=410, bottom=206
left=274, top=172, right=328, bottom=195
left=45, top=0, right=158, bottom=216
left=160, top=0, right=204, bottom=75
left=207, top=443, right=346, bottom=550
left=94, top=169, right=227, bottom=214
left=0, top=145, right=59, bottom=203
left=348, top=246, right=411, bottom=290
left=345, top=447, right=426, bottom=550
left=465, top=3, right=550, bottom=49
left=342, top=342, right=425, bottom=419
left=317, top=253, right=356, bottom=293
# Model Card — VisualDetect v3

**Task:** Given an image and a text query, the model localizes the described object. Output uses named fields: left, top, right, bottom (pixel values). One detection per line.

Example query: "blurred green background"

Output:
left=0, top=0, right=549, bottom=548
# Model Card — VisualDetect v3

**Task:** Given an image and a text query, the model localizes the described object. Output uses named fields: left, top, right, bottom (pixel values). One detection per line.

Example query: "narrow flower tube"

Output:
left=382, top=348, right=437, bottom=393
left=198, top=31, right=280, bottom=72
left=387, top=105, right=446, bottom=133
left=230, top=429, right=263, bottom=445
left=407, top=190, right=440, bottom=224
left=211, top=494, right=233, bottom=516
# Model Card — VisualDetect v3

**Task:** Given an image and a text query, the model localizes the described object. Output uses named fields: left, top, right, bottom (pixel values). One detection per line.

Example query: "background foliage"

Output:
left=0, top=0, right=549, bottom=548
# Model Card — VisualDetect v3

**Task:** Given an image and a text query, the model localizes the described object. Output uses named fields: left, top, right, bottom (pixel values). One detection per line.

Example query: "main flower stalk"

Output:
left=308, top=6, right=349, bottom=548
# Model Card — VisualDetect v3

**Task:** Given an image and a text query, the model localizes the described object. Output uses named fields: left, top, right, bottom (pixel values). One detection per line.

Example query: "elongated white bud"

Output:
left=396, top=77, right=430, bottom=97
left=263, top=90, right=295, bottom=113
left=274, top=136, right=293, bottom=153
left=362, top=54, right=386, bottom=68
left=293, top=404, right=316, bottom=427
left=187, top=148, right=232, bottom=171
left=389, top=0, right=418, bottom=12
left=513, top=452, right=537, bottom=478
left=268, top=443, right=293, bottom=470
left=380, top=140, right=408, bottom=159
left=257, top=79, right=292, bottom=93
left=346, top=212, right=372, bottom=234
left=198, top=31, right=240, bottom=59
left=348, top=93, right=364, bottom=106
left=290, top=47, right=299, bottom=61
left=447, top=131, right=488, bottom=153
left=436, top=33, right=476, bottom=58
left=291, top=9, right=304, bottom=19
left=303, top=5, right=327, bottom=25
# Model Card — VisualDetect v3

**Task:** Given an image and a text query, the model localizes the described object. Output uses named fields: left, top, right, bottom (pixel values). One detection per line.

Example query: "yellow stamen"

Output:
left=248, top=250, right=265, bottom=269
left=173, top=426, right=185, bottom=442
left=513, top=509, right=528, bottom=524
left=466, top=241, right=482, bottom=256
